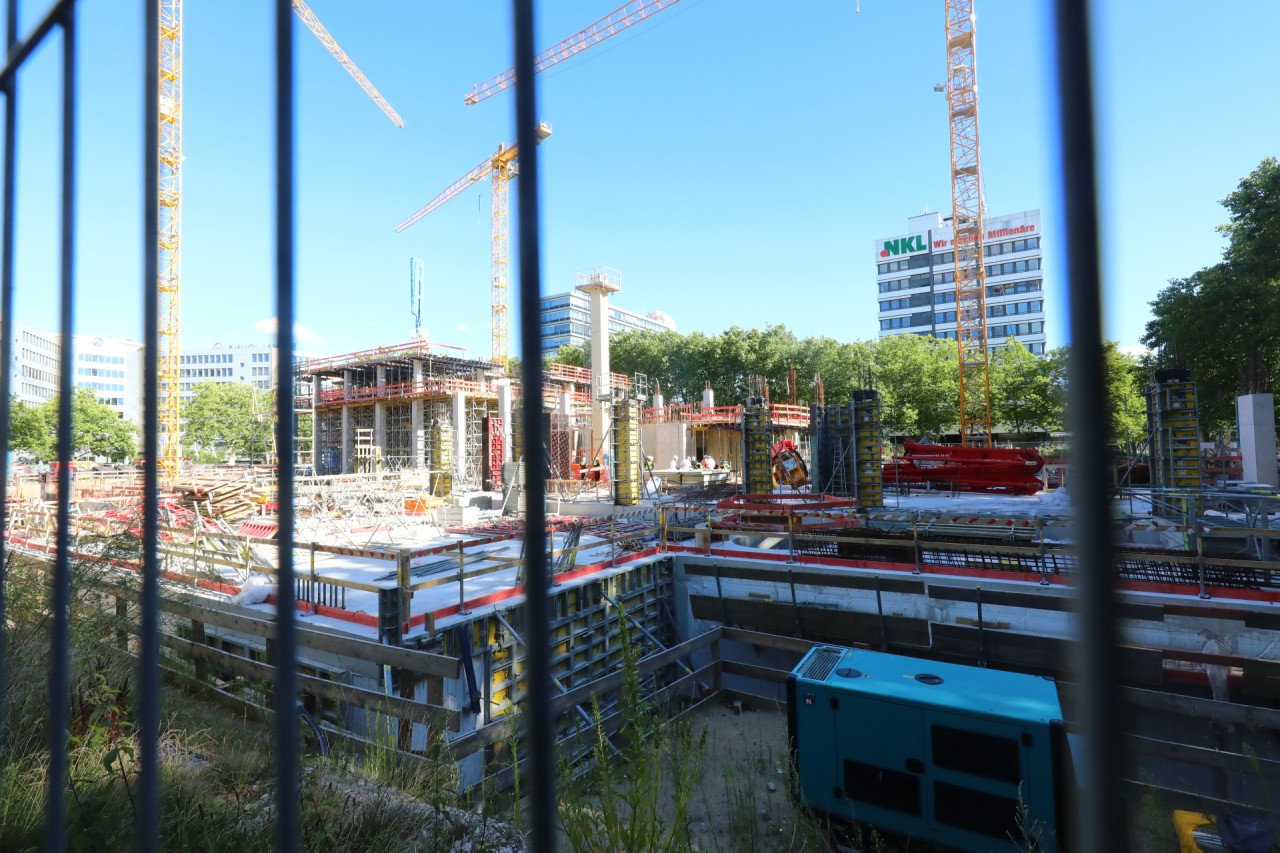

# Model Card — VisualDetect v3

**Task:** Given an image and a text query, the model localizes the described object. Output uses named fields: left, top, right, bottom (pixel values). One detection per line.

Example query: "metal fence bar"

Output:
left=0, top=0, right=74, bottom=89
left=1052, top=0, right=1125, bottom=849
left=272, top=1, right=300, bottom=850
left=138, top=0, right=162, bottom=849
left=44, top=5, right=75, bottom=851
left=0, top=0, right=18, bottom=761
left=513, top=0, right=554, bottom=850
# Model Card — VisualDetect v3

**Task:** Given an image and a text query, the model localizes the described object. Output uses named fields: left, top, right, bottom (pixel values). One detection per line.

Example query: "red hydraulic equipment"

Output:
left=882, top=440, right=1044, bottom=495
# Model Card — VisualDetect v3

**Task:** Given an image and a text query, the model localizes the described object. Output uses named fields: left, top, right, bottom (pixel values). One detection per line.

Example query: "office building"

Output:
left=875, top=209, right=1046, bottom=355
left=539, top=268, right=676, bottom=358
left=74, top=334, right=144, bottom=424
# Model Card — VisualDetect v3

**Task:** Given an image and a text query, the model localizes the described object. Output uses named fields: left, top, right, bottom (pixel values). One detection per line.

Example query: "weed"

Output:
left=557, top=604, right=708, bottom=852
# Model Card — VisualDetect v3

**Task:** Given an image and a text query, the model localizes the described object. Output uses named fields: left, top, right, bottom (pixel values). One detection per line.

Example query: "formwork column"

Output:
left=342, top=368, right=354, bottom=474
left=497, top=379, right=514, bottom=464
left=1146, top=368, right=1202, bottom=494
left=612, top=399, right=640, bottom=505
left=742, top=398, right=773, bottom=495
left=431, top=419, right=453, bottom=498
left=411, top=359, right=425, bottom=469
left=452, top=391, right=467, bottom=488
left=853, top=390, right=884, bottom=507
left=374, top=365, right=387, bottom=454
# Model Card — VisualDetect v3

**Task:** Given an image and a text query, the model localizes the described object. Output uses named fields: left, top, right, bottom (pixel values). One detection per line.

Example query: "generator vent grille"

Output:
left=801, top=647, right=843, bottom=682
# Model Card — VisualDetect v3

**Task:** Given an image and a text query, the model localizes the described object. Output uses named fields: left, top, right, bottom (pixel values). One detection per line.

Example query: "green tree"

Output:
left=989, top=339, right=1059, bottom=435
left=1046, top=342, right=1146, bottom=451
left=182, top=382, right=272, bottom=463
left=10, top=398, right=52, bottom=458
left=872, top=334, right=958, bottom=438
left=1143, top=157, right=1280, bottom=427
left=36, top=388, right=137, bottom=460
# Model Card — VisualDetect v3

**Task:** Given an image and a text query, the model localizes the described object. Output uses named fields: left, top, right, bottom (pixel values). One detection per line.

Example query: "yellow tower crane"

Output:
left=944, top=0, right=993, bottom=447
left=464, top=0, right=684, bottom=106
left=156, top=0, right=402, bottom=480
left=394, top=123, right=553, bottom=371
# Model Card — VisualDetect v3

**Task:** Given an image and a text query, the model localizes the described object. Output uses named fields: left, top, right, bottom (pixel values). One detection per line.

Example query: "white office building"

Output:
left=875, top=209, right=1047, bottom=355
left=11, top=323, right=62, bottom=405
left=540, top=270, right=676, bottom=358
left=178, top=342, right=278, bottom=401
left=74, top=334, right=145, bottom=425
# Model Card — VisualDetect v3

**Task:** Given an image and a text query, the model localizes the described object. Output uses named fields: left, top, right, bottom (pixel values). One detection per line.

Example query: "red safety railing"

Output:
left=299, top=338, right=470, bottom=374
left=314, top=377, right=496, bottom=406
left=639, top=402, right=811, bottom=427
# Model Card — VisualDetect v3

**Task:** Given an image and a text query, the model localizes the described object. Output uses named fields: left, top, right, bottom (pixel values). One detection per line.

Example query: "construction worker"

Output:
left=721, top=458, right=732, bottom=472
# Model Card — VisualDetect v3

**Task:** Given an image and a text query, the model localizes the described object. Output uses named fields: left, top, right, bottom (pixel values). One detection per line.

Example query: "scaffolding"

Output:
left=461, top=397, right=497, bottom=490
left=1147, top=368, right=1202, bottom=492
left=383, top=401, right=413, bottom=470
left=612, top=399, right=640, bottom=506
left=316, top=409, right=342, bottom=475
left=742, top=398, right=774, bottom=494
left=294, top=373, right=316, bottom=473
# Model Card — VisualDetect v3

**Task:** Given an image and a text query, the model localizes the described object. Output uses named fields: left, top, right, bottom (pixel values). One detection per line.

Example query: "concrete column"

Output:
left=411, top=359, right=425, bottom=469
left=702, top=381, right=715, bottom=411
left=341, top=368, right=354, bottom=474
left=1238, top=393, right=1278, bottom=486
left=496, top=379, right=514, bottom=463
left=374, top=365, right=387, bottom=454
left=652, top=383, right=665, bottom=418
left=559, top=390, right=573, bottom=415
left=452, top=391, right=467, bottom=487
left=576, top=268, right=622, bottom=456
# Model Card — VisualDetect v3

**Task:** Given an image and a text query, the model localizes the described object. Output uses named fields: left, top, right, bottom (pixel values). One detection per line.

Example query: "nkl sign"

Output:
left=880, top=235, right=926, bottom=257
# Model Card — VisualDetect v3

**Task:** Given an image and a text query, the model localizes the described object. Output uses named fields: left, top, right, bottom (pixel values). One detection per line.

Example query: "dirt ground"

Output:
left=680, top=700, right=835, bottom=853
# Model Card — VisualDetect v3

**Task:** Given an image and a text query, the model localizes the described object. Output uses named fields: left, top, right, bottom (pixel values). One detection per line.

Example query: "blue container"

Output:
left=788, top=646, right=1072, bottom=852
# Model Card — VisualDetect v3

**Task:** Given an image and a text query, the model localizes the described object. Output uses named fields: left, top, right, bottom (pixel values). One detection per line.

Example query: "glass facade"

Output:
left=539, top=291, right=673, bottom=356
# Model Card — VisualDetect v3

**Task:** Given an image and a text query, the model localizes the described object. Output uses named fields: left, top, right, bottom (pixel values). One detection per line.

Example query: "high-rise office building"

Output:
left=875, top=209, right=1046, bottom=355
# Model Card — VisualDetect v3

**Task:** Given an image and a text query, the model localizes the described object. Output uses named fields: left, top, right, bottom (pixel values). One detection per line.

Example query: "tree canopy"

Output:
left=14, top=389, right=138, bottom=461
left=547, top=325, right=1145, bottom=441
left=1143, top=157, right=1280, bottom=427
left=182, top=382, right=272, bottom=463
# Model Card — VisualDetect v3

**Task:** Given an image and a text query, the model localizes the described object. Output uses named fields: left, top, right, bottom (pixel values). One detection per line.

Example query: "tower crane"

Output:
left=157, top=0, right=402, bottom=480
left=945, top=0, right=992, bottom=447
left=465, top=0, right=683, bottom=105
left=394, top=122, right=553, bottom=370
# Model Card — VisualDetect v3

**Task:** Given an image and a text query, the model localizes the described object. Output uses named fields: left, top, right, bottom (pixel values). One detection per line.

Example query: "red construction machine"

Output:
left=882, top=440, right=1045, bottom=495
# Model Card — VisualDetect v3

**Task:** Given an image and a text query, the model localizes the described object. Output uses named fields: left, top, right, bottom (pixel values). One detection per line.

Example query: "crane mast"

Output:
left=395, top=123, right=552, bottom=371
left=158, top=0, right=183, bottom=480
left=465, top=0, right=683, bottom=105
left=945, top=0, right=992, bottom=447
left=155, top=2, right=400, bottom=479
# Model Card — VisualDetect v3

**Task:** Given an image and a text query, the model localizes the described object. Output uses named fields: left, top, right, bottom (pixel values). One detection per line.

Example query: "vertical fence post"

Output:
left=1053, top=0, right=1125, bottom=846
left=512, top=0, right=555, bottom=846
left=45, top=8, right=77, bottom=850
left=271, top=1, right=300, bottom=848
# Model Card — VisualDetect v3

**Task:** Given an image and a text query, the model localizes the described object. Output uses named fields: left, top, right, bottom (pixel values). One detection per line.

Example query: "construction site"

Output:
left=4, top=0, right=1280, bottom=851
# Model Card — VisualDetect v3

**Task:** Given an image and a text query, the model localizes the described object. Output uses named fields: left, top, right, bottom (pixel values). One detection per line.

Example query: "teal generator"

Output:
left=788, top=645, right=1072, bottom=852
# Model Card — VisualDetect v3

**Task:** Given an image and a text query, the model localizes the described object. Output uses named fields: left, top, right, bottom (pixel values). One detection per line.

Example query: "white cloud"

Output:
left=455, top=323, right=469, bottom=333
left=1118, top=344, right=1150, bottom=359
left=254, top=317, right=322, bottom=345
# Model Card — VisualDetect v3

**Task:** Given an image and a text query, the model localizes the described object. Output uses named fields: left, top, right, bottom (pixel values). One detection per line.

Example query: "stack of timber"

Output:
left=173, top=476, right=259, bottom=523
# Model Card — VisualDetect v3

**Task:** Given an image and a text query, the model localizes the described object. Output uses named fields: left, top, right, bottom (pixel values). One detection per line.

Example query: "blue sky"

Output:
left=9, top=1, right=1279, bottom=359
